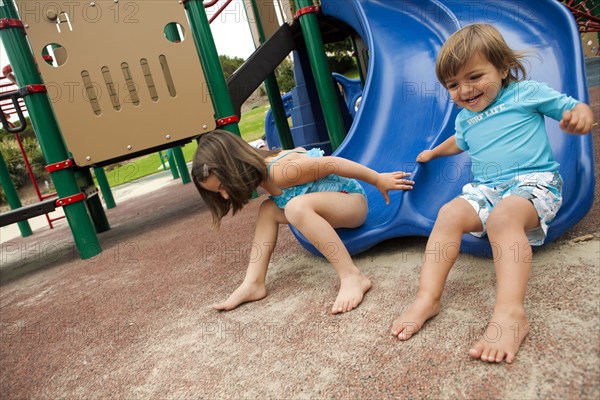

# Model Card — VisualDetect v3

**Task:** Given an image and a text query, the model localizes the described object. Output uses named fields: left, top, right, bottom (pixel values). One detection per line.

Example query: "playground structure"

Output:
left=264, top=72, right=362, bottom=152
left=0, top=1, right=220, bottom=256
left=0, top=0, right=596, bottom=260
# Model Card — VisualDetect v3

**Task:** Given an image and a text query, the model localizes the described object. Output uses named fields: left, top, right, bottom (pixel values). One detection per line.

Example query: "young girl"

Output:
left=192, top=130, right=414, bottom=314
left=390, top=24, right=593, bottom=363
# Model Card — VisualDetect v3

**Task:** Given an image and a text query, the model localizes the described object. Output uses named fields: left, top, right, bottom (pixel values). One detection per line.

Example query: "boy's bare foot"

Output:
left=331, top=273, right=372, bottom=314
left=213, top=281, right=268, bottom=311
left=468, top=307, right=529, bottom=363
left=390, top=295, right=440, bottom=340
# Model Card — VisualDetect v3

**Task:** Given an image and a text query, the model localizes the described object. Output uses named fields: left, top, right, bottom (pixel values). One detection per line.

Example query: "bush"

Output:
left=1, top=137, right=26, bottom=187
left=1, top=118, right=42, bottom=204
left=0, top=116, right=35, bottom=141
left=0, top=135, right=49, bottom=193
left=22, top=137, right=47, bottom=178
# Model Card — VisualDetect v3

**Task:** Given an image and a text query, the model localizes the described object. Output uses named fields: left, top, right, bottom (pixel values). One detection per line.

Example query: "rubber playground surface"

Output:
left=0, top=87, right=598, bottom=399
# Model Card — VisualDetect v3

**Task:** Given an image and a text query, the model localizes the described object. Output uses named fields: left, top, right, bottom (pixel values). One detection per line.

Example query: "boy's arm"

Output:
left=416, top=135, right=463, bottom=163
left=528, top=82, right=594, bottom=134
left=271, top=156, right=414, bottom=205
left=560, top=103, right=594, bottom=135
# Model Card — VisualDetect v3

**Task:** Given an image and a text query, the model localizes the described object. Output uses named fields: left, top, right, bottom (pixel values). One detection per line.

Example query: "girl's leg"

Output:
left=468, top=195, right=539, bottom=363
left=213, top=199, right=288, bottom=311
left=391, top=198, right=482, bottom=340
left=283, top=192, right=370, bottom=314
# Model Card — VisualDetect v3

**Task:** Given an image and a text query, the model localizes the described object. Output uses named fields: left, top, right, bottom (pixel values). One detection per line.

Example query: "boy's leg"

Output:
left=283, top=192, right=371, bottom=314
left=469, top=195, right=539, bottom=363
left=213, top=199, right=288, bottom=311
left=392, top=198, right=482, bottom=340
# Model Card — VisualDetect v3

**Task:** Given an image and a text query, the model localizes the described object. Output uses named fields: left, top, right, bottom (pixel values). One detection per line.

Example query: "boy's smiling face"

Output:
left=444, top=52, right=509, bottom=113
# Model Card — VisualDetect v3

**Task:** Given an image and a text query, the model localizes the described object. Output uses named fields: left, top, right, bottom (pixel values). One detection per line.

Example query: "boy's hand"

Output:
left=560, top=103, right=594, bottom=135
left=376, top=172, right=414, bottom=205
left=416, top=150, right=435, bottom=163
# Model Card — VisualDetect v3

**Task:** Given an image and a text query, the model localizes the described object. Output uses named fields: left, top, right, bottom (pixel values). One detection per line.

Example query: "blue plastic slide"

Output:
left=292, top=0, right=595, bottom=256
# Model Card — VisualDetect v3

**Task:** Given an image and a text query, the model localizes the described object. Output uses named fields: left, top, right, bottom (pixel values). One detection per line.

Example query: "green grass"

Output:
left=343, top=66, right=360, bottom=79
left=102, top=147, right=185, bottom=188
left=239, top=104, right=270, bottom=142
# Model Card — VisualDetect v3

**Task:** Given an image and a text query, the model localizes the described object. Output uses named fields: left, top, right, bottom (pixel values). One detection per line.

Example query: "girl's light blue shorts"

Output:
left=459, top=171, right=563, bottom=246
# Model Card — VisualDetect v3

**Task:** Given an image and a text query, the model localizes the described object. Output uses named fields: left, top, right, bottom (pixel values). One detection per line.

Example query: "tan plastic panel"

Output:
left=278, top=0, right=295, bottom=23
left=20, top=0, right=216, bottom=166
left=243, top=0, right=282, bottom=48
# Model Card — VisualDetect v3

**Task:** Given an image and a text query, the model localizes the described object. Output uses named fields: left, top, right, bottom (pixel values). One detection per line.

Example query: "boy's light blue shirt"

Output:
left=455, top=81, right=579, bottom=186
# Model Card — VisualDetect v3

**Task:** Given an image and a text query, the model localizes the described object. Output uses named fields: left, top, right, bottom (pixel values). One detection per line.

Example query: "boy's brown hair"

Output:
left=436, top=23, right=528, bottom=88
left=192, top=129, right=280, bottom=228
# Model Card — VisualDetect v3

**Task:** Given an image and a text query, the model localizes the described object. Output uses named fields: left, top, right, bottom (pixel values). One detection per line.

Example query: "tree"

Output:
left=275, top=58, right=296, bottom=93
left=325, top=38, right=356, bottom=73
left=219, top=55, right=245, bottom=79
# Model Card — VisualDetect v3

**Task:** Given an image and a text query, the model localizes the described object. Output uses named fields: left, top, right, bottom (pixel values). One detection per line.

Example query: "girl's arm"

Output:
left=416, top=135, right=463, bottom=163
left=560, top=103, right=594, bottom=135
left=270, top=155, right=414, bottom=205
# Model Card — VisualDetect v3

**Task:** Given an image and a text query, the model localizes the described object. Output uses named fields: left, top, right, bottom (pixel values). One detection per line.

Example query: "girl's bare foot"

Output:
left=331, top=273, right=372, bottom=314
left=391, top=295, right=441, bottom=340
left=468, top=306, right=529, bottom=363
left=213, top=281, right=268, bottom=311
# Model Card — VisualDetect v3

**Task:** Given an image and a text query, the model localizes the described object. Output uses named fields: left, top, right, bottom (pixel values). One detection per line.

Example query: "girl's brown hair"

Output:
left=191, top=129, right=280, bottom=228
left=436, top=23, right=528, bottom=88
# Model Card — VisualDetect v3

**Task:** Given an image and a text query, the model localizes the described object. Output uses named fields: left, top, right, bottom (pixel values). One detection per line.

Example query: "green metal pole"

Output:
left=294, top=0, right=346, bottom=150
left=248, top=0, right=294, bottom=149
left=76, top=168, right=110, bottom=233
left=166, top=150, right=180, bottom=179
left=172, top=146, right=191, bottom=184
left=163, top=24, right=191, bottom=185
left=0, top=0, right=101, bottom=259
left=264, top=76, right=294, bottom=148
left=157, top=151, right=168, bottom=171
left=184, top=0, right=241, bottom=136
left=0, top=151, right=32, bottom=237
left=93, top=167, right=116, bottom=209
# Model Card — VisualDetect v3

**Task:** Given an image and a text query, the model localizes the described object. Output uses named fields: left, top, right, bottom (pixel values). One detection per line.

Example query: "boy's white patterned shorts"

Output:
left=459, top=171, right=563, bottom=246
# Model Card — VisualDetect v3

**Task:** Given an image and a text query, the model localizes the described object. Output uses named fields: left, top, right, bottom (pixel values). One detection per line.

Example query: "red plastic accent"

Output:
left=26, top=84, right=47, bottom=94
left=0, top=18, right=25, bottom=31
left=45, top=159, right=74, bottom=173
left=216, top=115, right=240, bottom=127
left=2, top=65, right=12, bottom=75
left=55, top=192, right=86, bottom=207
left=294, top=5, right=320, bottom=19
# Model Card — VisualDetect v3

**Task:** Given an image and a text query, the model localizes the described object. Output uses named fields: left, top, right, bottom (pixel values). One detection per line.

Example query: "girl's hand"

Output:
left=416, top=150, right=434, bottom=163
left=560, top=103, right=594, bottom=135
left=376, top=172, right=414, bottom=205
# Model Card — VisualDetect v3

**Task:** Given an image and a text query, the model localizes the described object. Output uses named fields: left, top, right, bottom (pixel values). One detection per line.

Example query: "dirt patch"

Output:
left=241, top=93, right=269, bottom=114
left=0, top=182, right=598, bottom=398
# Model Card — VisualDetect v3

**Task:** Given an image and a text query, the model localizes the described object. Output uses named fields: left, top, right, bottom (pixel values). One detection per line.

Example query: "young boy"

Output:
left=390, top=23, right=594, bottom=363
